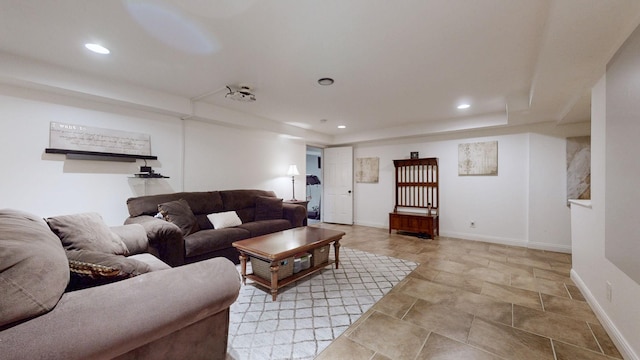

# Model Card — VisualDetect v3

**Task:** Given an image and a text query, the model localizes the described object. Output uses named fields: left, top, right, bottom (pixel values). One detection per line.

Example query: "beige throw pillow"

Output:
left=207, top=211, right=242, bottom=229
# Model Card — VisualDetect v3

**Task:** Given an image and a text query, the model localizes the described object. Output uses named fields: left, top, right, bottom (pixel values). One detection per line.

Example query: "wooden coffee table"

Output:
left=232, top=227, right=345, bottom=301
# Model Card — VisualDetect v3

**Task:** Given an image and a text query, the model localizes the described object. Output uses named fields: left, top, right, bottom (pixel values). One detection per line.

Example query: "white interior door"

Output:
left=323, top=146, right=353, bottom=224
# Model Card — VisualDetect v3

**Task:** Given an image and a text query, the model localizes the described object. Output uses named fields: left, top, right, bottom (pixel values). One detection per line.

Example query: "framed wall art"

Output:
left=566, top=136, right=591, bottom=203
left=355, top=157, right=379, bottom=183
left=458, top=141, right=498, bottom=176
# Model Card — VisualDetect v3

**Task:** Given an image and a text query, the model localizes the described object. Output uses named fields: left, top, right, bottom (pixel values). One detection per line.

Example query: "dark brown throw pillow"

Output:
left=158, top=199, right=200, bottom=236
left=65, top=250, right=151, bottom=291
left=46, top=212, right=129, bottom=255
left=255, top=196, right=283, bottom=221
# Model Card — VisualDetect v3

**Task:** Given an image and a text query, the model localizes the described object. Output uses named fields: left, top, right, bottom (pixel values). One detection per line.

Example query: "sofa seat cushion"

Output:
left=185, top=227, right=251, bottom=258
left=0, top=209, right=70, bottom=328
left=237, top=219, right=291, bottom=237
left=128, top=253, right=172, bottom=272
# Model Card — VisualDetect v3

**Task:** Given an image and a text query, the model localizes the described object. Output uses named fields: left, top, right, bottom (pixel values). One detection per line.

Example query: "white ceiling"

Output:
left=1, top=0, right=640, bottom=145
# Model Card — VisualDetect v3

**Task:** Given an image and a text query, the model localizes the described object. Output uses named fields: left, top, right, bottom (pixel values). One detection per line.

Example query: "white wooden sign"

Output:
left=49, top=122, right=151, bottom=156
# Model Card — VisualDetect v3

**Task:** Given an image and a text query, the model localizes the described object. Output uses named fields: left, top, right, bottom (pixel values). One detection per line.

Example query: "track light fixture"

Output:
left=225, top=85, right=256, bottom=102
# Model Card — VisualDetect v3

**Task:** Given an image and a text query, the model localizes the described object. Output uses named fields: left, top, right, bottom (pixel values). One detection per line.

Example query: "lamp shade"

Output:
left=287, top=165, right=300, bottom=176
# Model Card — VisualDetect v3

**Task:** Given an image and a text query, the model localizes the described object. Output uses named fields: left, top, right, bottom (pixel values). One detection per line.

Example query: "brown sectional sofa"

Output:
left=125, top=189, right=307, bottom=266
left=0, top=209, right=241, bottom=360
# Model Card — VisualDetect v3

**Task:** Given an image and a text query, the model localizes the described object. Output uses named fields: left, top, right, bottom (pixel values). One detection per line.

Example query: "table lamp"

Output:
left=287, top=165, right=300, bottom=201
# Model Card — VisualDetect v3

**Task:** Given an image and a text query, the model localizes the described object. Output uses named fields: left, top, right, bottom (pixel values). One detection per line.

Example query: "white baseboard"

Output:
left=353, top=220, right=386, bottom=228
left=437, top=231, right=572, bottom=253
left=350, top=226, right=571, bottom=253
left=441, top=231, right=527, bottom=247
left=526, top=241, right=571, bottom=254
left=570, top=269, right=638, bottom=360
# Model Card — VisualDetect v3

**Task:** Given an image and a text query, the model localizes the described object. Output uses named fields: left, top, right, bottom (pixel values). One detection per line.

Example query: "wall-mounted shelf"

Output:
left=45, top=148, right=157, bottom=162
left=130, top=174, right=170, bottom=179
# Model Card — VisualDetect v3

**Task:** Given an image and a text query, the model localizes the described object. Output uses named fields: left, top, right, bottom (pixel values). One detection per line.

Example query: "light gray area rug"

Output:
left=226, top=247, right=418, bottom=360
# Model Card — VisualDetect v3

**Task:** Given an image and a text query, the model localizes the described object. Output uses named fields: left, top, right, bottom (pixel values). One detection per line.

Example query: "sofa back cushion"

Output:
left=157, top=199, right=200, bottom=236
left=126, top=191, right=224, bottom=217
left=255, top=196, right=284, bottom=221
left=0, top=209, right=70, bottom=328
left=46, top=212, right=130, bottom=255
left=220, top=190, right=277, bottom=223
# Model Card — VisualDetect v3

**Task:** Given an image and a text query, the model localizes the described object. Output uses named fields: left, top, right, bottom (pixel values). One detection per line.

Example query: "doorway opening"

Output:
left=306, top=146, right=322, bottom=224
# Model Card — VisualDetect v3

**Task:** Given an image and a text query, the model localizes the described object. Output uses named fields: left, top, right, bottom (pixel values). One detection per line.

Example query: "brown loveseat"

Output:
left=0, top=209, right=241, bottom=360
left=125, top=189, right=307, bottom=266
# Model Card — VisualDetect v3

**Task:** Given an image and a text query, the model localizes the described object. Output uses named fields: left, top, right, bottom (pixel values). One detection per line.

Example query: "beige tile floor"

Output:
left=313, top=223, right=623, bottom=360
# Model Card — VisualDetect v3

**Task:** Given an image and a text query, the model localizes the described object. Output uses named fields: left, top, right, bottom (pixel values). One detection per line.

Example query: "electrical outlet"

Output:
left=470, top=221, right=476, bottom=228
left=606, top=281, right=612, bottom=302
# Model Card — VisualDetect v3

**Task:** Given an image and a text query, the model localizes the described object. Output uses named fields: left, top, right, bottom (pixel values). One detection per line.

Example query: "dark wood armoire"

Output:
left=389, top=157, right=439, bottom=238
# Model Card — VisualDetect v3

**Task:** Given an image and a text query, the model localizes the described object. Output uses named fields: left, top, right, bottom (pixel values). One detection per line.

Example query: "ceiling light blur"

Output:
left=337, top=125, right=346, bottom=129
left=85, top=43, right=110, bottom=54
left=318, top=78, right=334, bottom=86
left=457, top=104, right=471, bottom=109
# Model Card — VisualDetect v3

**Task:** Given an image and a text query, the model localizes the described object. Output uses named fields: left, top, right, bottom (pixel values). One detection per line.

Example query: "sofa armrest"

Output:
left=124, top=215, right=185, bottom=267
left=0, top=258, right=241, bottom=360
left=282, top=203, right=306, bottom=227
left=110, top=223, right=148, bottom=255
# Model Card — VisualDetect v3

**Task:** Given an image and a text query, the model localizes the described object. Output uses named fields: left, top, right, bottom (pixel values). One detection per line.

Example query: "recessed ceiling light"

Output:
left=457, top=104, right=471, bottom=109
left=85, top=43, right=110, bottom=54
left=337, top=125, right=346, bottom=129
left=318, top=78, right=334, bottom=86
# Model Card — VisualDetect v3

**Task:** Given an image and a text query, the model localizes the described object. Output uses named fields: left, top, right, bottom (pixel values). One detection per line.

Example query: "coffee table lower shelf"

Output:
left=245, top=259, right=335, bottom=300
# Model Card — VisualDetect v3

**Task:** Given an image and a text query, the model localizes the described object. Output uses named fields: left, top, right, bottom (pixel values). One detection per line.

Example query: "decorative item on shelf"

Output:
left=411, top=151, right=419, bottom=159
left=134, top=160, right=169, bottom=178
left=287, top=165, right=300, bottom=201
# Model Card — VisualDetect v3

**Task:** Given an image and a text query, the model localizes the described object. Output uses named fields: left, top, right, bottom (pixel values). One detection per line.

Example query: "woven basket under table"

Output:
left=251, top=256, right=294, bottom=280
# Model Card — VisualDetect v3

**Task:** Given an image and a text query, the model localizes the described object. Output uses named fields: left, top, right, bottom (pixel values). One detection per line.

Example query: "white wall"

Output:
left=353, top=122, right=588, bottom=252
left=0, top=79, right=588, bottom=255
left=0, top=85, right=183, bottom=225
left=570, top=73, right=640, bottom=360
left=0, top=85, right=305, bottom=225
left=183, top=119, right=306, bottom=199
left=528, top=132, right=573, bottom=251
